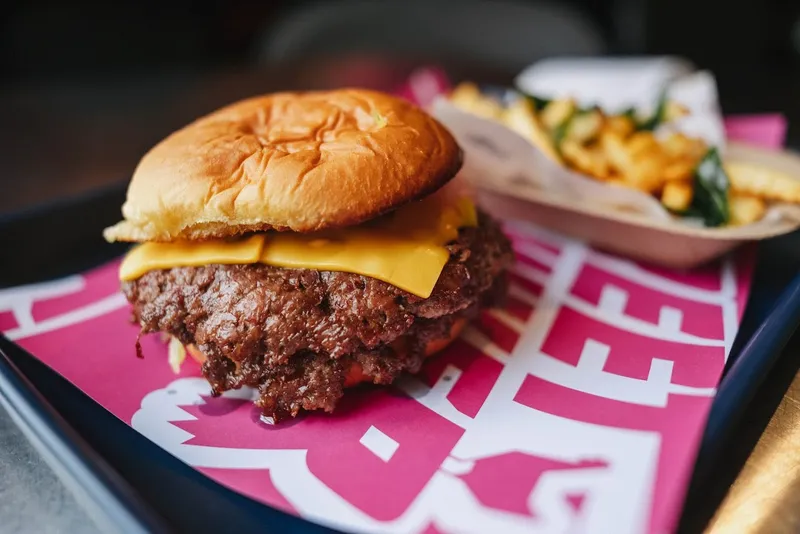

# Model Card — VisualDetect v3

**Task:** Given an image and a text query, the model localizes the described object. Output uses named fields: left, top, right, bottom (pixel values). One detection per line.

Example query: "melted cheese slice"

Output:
left=119, top=195, right=477, bottom=298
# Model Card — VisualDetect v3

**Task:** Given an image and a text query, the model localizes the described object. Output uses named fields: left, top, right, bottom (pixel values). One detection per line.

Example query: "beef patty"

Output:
left=124, top=212, right=514, bottom=420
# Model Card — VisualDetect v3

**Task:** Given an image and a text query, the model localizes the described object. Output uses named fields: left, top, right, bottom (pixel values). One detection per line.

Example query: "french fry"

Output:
left=540, top=98, right=576, bottom=131
left=449, top=82, right=481, bottom=102
left=604, top=115, right=636, bottom=138
left=168, top=336, right=187, bottom=374
left=626, top=131, right=661, bottom=157
left=449, top=82, right=504, bottom=119
left=628, top=157, right=666, bottom=193
left=663, top=101, right=690, bottom=123
left=566, top=110, right=603, bottom=144
left=606, top=176, right=629, bottom=188
left=726, top=162, right=800, bottom=203
left=729, top=194, right=767, bottom=226
left=502, top=98, right=561, bottom=163
left=599, top=130, right=662, bottom=192
left=663, top=159, right=696, bottom=182
left=662, top=133, right=707, bottom=161
left=561, top=139, right=610, bottom=180
left=661, top=181, right=694, bottom=212
left=599, top=131, right=632, bottom=173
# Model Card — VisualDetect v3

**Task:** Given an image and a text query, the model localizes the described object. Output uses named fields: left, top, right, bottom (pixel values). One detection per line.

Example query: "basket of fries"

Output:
left=430, top=59, right=800, bottom=268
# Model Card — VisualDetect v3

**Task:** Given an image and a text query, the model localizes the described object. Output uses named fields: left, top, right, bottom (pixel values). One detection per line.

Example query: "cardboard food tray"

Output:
left=430, top=99, right=800, bottom=270
left=473, top=142, right=800, bottom=269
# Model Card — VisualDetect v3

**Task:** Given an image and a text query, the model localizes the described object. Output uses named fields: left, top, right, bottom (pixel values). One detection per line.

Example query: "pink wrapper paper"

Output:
left=0, top=68, right=787, bottom=534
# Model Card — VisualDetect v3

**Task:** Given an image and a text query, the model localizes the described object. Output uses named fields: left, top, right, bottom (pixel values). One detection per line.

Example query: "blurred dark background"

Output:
left=3, top=0, right=799, bottom=79
left=1, top=0, right=799, bottom=212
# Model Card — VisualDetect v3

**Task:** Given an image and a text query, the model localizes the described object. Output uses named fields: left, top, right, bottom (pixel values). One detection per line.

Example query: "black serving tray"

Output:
left=2, top=181, right=800, bottom=534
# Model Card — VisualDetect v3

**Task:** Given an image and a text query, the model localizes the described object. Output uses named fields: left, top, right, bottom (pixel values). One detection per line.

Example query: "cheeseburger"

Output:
left=104, top=89, right=514, bottom=421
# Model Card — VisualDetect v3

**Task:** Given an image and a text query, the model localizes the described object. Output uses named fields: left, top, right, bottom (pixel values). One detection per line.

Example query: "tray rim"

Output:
left=0, top=344, right=170, bottom=534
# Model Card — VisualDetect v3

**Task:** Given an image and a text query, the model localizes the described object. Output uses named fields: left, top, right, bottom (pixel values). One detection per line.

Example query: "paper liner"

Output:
left=3, top=227, right=754, bottom=534
left=429, top=98, right=800, bottom=247
left=0, top=67, right=787, bottom=534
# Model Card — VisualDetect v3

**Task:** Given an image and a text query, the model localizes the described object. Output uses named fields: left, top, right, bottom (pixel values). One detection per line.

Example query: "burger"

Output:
left=104, top=89, right=514, bottom=422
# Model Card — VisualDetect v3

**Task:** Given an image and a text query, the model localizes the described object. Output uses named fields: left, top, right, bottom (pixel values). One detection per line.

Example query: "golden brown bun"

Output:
left=103, top=89, right=462, bottom=243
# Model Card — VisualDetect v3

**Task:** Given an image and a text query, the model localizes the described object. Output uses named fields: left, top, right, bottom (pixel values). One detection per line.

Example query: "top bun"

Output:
left=103, top=89, right=462, bottom=242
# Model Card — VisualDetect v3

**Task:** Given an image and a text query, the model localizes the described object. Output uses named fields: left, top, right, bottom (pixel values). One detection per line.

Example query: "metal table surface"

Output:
left=0, top=403, right=102, bottom=534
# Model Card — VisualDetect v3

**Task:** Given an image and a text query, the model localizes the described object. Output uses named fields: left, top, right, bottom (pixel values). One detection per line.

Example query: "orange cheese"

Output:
left=118, top=195, right=477, bottom=298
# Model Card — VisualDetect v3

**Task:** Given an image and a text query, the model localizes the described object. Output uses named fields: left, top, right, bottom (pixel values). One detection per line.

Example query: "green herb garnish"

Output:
left=524, top=94, right=552, bottom=111
left=681, top=147, right=731, bottom=227
left=635, top=89, right=668, bottom=131
left=620, top=107, right=637, bottom=120
left=551, top=115, right=573, bottom=151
